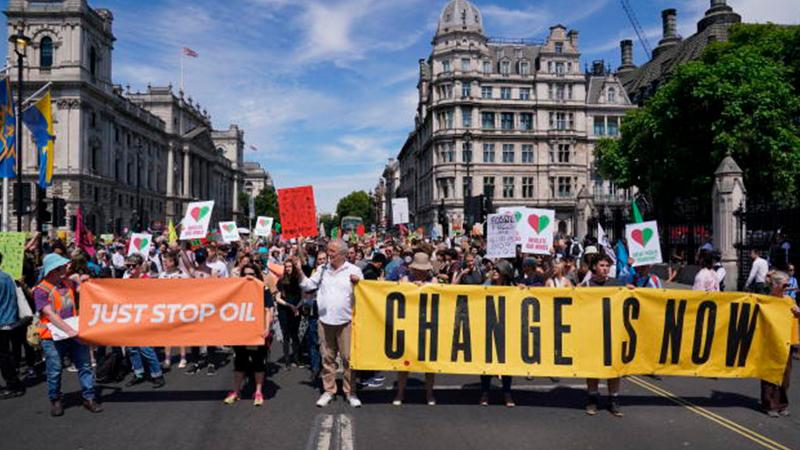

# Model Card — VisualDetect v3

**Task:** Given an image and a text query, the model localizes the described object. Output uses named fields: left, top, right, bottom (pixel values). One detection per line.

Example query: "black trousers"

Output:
left=0, top=328, right=23, bottom=391
left=277, top=306, right=301, bottom=364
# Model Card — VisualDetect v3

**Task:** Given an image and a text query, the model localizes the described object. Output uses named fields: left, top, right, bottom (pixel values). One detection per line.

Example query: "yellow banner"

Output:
left=352, top=281, right=795, bottom=385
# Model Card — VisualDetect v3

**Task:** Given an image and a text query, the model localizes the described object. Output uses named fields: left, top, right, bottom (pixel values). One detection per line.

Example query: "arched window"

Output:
left=40, top=37, right=53, bottom=68
left=607, top=87, right=616, bottom=103
left=89, top=46, right=97, bottom=77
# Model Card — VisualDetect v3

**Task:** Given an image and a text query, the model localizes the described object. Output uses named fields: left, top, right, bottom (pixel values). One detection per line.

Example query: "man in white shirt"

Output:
left=745, top=249, right=769, bottom=293
left=111, top=245, right=126, bottom=278
left=205, top=244, right=229, bottom=278
left=297, top=239, right=363, bottom=408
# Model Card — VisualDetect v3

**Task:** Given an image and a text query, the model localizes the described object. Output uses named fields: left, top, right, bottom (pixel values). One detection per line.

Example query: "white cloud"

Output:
left=482, top=0, right=610, bottom=38
left=729, top=0, right=800, bottom=24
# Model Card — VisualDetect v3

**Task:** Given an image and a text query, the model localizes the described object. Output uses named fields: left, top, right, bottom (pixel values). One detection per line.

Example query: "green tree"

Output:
left=319, top=213, right=338, bottom=236
left=596, top=24, right=800, bottom=215
left=335, top=191, right=374, bottom=226
left=240, top=186, right=279, bottom=225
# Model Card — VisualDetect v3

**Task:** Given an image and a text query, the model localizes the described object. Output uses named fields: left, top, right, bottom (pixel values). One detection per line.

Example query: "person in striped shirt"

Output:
left=633, top=265, right=663, bottom=289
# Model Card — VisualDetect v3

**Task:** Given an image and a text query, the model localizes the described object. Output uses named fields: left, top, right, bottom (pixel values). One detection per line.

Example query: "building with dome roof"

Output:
left=389, top=0, right=636, bottom=239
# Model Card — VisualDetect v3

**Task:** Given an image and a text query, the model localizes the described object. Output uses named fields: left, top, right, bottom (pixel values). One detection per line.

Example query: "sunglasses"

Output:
left=243, top=272, right=256, bottom=276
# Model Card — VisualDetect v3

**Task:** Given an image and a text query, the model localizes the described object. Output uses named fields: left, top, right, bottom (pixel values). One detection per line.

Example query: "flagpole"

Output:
left=2, top=179, right=8, bottom=231
left=180, top=49, right=184, bottom=93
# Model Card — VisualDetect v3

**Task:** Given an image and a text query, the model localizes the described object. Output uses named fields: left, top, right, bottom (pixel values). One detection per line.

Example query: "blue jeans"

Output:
left=307, top=316, right=321, bottom=373
left=128, top=347, right=163, bottom=378
left=41, top=338, right=95, bottom=401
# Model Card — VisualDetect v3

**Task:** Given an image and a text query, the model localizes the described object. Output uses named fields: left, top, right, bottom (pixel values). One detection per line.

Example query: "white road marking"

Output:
left=338, top=414, right=355, bottom=450
left=380, top=383, right=597, bottom=391
left=308, top=413, right=356, bottom=450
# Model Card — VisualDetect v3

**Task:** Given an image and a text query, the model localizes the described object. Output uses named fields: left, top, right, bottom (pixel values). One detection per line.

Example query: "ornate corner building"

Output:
left=387, top=0, right=636, bottom=239
left=4, top=0, right=269, bottom=233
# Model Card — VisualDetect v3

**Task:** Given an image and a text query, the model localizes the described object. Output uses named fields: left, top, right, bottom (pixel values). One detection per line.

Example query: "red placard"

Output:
left=278, top=185, right=318, bottom=239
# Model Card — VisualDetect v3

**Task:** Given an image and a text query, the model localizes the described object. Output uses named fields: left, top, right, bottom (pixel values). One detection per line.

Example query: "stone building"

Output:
left=241, top=161, right=272, bottom=196
left=391, top=0, right=635, bottom=237
left=4, top=0, right=262, bottom=233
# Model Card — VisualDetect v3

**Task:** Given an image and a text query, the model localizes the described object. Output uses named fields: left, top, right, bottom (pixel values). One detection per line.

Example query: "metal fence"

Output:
left=734, top=202, right=800, bottom=290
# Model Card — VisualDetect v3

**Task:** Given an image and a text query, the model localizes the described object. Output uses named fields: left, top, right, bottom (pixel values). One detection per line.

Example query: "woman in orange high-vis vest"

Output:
left=34, top=253, right=103, bottom=417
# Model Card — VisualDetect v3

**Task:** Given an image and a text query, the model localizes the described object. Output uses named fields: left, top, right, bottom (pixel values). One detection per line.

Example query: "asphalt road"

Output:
left=1, top=348, right=798, bottom=450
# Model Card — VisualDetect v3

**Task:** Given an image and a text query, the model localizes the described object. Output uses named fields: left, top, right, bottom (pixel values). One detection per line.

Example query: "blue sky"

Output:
left=4, top=0, right=799, bottom=212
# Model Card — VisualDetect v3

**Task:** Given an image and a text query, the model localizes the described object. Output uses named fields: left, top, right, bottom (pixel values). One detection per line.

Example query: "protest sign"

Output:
left=497, top=206, right=528, bottom=244
left=0, top=232, right=26, bottom=279
left=626, top=220, right=663, bottom=267
left=352, top=281, right=794, bottom=384
left=219, top=221, right=240, bottom=242
left=127, top=233, right=153, bottom=256
left=254, top=216, right=273, bottom=237
left=486, top=214, right=516, bottom=258
left=79, top=278, right=265, bottom=346
left=180, top=200, right=215, bottom=240
left=100, top=234, right=114, bottom=245
left=518, top=208, right=555, bottom=255
left=278, top=185, right=318, bottom=239
left=392, top=198, right=409, bottom=224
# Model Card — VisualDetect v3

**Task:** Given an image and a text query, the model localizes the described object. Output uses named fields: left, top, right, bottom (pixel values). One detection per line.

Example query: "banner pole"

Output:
left=2, top=178, right=8, bottom=231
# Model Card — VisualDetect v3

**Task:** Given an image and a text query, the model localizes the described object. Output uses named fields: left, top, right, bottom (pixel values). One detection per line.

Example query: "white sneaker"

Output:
left=178, top=359, right=187, bottom=369
left=316, top=392, right=334, bottom=407
left=348, top=395, right=362, bottom=408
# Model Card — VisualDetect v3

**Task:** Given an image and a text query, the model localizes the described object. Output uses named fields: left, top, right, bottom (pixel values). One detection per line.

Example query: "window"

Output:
left=520, top=61, right=530, bottom=75
left=445, top=109, right=454, bottom=128
left=481, top=85, right=493, bottom=99
left=520, top=113, right=533, bottom=130
left=501, top=61, right=510, bottom=75
left=461, top=107, right=472, bottom=128
left=481, top=112, right=495, bottom=129
left=557, top=177, right=573, bottom=197
left=442, top=59, right=451, bottom=72
left=502, top=177, right=514, bottom=198
left=500, top=112, right=514, bottom=130
left=558, top=144, right=571, bottom=163
left=555, top=84, right=565, bottom=100
left=502, top=144, right=514, bottom=163
left=440, top=83, right=453, bottom=99
left=548, top=61, right=554, bottom=73
left=500, top=87, right=511, bottom=100
left=593, top=116, right=606, bottom=136
left=438, top=178, right=454, bottom=198
left=482, top=143, right=495, bottom=163
left=608, top=116, right=619, bottom=136
left=463, top=176, right=472, bottom=198
left=551, top=112, right=567, bottom=130
left=607, top=87, right=616, bottom=103
left=519, top=88, right=530, bottom=100
left=522, top=177, right=534, bottom=198
left=555, top=42, right=563, bottom=54
left=521, top=144, right=534, bottom=163
left=439, top=143, right=454, bottom=163
left=483, top=177, right=495, bottom=197
left=483, top=60, right=492, bottom=74
left=40, top=37, right=53, bottom=68
left=461, top=82, right=471, bottom=98
left=461, top=58, right=470, bottom=71
left=114, top=126, right=120, bottom=143
left=462, top=142, right=472, bottom=163
left=89, top=46, right=97, bottom=77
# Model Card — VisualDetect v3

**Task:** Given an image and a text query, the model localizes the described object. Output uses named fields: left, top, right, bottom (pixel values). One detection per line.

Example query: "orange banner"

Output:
left=78, top=278, right=265, bottom=346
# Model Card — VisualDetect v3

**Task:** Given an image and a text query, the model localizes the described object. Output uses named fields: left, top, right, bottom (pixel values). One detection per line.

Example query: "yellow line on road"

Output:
left=628, top=376, right=791, bottom=450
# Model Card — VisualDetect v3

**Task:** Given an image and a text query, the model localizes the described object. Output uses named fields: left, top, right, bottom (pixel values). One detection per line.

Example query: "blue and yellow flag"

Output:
left=21, top=91, right=55, bottom=188
left=0, top=78, right=16, bottom=178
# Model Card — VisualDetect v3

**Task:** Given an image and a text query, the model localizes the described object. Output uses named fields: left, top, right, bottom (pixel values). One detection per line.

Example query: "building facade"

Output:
left=4, top=0, right=266, bottom=233
left=391, top=0, right=635, bottom=238
left=241, top=161, right=272, bottom=196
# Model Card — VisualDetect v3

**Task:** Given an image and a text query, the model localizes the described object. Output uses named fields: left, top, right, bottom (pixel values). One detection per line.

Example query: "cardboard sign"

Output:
left=100, top=234, right=115, bottom=245
left=219, top=221, right=241, bottom=242
left=626, top=220, right=663, bottom=267
left=391, top=198, right=409, bottom=224
left=486, top=214, right=516, bottom=259
left=0, top=232, right=26, bottom=279
left=180, top=200, right=215, bottom=240
left=278, top=186, right=318, bottom=239
left=254, top=216, right=273, bottom=237
left=497, top=206, right=529, bottom=244
left=128, top=233, right=153, bottom=256
left=519, top=208, right=555, bottom=255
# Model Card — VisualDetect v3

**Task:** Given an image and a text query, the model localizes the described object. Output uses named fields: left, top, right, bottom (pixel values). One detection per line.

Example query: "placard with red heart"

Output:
left=519, top=208, right=555, bottom=255
left=625, top=220, right=663, bottom=267
left=219, top=221, right=241, bottom=243
left=180, top=201, right=215, bottom=241
left=254, top=216, right=274, bottom=237
left=127, top=232, right=153, bottom=257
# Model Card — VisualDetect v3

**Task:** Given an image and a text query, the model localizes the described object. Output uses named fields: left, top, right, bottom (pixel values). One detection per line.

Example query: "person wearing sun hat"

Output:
left=34, top=252, right=103, bottom=416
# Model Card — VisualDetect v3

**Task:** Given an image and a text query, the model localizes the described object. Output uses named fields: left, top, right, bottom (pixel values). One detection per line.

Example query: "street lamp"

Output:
left=462, top=130, right=473, bottom=225
left=9, top=27, right=31, bottom=232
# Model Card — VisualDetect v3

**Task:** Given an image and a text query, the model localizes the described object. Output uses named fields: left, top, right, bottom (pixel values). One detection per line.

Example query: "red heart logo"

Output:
left=190, top=207, right=201, bottom=221
left=132, top=237, right=141, bottom=250
left=528, top=214, right=540, bottom=232
left=631, top=228, right=654, bottom=247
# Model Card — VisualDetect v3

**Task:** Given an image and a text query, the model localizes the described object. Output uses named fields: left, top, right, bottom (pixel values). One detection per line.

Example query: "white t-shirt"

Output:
left=206, top=260, right=229, bottom=278
left=300, top=262, right=363, bottom=325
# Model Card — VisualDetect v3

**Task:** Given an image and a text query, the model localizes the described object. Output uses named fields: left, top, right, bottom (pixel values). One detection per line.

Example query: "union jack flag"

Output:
left=182, top=47, right=198, bottom=58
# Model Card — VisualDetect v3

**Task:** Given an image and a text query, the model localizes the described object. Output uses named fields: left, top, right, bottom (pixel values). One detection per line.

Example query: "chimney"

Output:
left=591, top=60, right=605, bottom=76
left=698, top=0, right=741, bottom=33
left=567, top=30, right=579, bottom=50
left=653, top=8, right=681, bottom=58
left=617, top=39, right=635, bottom=73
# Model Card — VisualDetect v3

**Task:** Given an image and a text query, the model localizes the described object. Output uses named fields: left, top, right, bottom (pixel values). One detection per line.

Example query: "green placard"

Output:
left=0, top=232, right=27, bottom=279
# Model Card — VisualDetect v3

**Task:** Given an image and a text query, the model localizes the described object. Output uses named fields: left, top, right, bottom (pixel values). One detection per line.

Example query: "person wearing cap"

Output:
left=123, top=254, right=166, bottom=388
left=393, top=252, right=437, bottom=406
left=34, top=253, right=102, bottom=416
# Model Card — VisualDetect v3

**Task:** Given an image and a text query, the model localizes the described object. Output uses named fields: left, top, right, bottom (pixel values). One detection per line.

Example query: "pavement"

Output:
left=1, top=349, right=798, bottom=450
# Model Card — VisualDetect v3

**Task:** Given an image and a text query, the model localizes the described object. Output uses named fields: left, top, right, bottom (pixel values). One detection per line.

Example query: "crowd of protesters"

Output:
left=0, top=226, right=797, bottom=419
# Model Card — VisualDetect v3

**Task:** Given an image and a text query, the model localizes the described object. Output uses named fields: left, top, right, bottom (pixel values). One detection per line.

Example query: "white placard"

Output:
left=127, top=233, right=153, bottom=256
left=625, top=220, right=663, bottom=267
left=519, top=208, right=556, bottom=255
left=179, top=200, right=215, bottom=240
left=392, top=198, right=409, bottom=224
left=48, top=316, right=79, bottom=342
left=497, top=206, right=529, bottom=244
left=486, top=214, right=517, bottom=258
left=219, top=221, right=241, bottom=242
left=254, top=216, right=273, bottom=237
